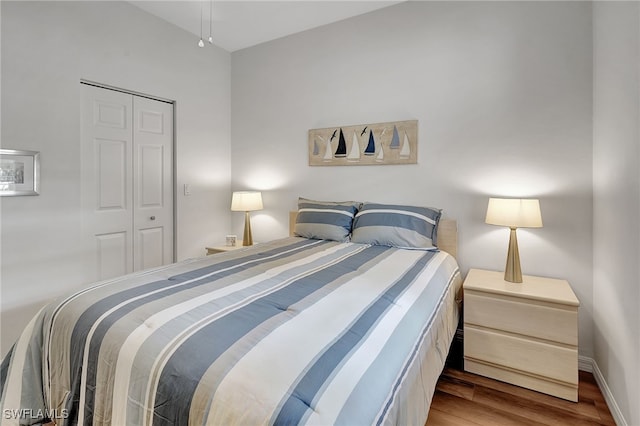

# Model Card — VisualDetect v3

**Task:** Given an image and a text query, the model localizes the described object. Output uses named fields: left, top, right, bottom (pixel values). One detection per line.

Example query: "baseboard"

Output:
left=578, top=355, right=593, bottom=372
left=578, top=355, right=627, bottom=426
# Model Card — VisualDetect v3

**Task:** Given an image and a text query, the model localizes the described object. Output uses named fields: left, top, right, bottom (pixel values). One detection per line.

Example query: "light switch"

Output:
left=184, top=184, right=191, bottom=196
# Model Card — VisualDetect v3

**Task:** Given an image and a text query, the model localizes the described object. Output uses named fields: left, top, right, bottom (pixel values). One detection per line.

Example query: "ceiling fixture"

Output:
left=208, top=0, right=214, bottom=44
left=198, top=0, right=213, bottom=47
left=198, top=1, right=205, bottom=47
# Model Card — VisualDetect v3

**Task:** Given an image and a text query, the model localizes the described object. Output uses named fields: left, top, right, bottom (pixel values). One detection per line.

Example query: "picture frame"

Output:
left=0, top=149, right=40, bottom=196
left=308, top=119, right=418, bottom=166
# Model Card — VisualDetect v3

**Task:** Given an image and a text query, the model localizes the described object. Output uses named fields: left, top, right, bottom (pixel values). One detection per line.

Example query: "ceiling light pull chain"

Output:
left=208, top=0, right=213, bottom=44
left=198, top=1, right=205, bottom=47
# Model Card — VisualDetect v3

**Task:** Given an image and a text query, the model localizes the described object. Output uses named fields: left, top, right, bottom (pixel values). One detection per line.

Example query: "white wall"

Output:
left=231, top=2, right=594, bottom=356
left=593, top=2, right=640, bottom=425
left=0, top=1, right=231, bottom=356
left=2, top=1, right=635, bottom=419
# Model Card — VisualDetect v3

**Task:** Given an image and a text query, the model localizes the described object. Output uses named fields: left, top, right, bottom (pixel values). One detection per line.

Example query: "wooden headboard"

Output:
left=289, top=211, right=458, bottom=260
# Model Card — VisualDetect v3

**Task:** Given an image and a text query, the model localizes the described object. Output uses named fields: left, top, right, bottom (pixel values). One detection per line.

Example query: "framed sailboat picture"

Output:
left=308, top=120, right=417, bottom=166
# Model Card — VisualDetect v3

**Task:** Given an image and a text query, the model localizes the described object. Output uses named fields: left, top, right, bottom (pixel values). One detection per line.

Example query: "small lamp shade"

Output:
left=231, top=191, right=263, bottom=246
left=231, top=191, right=263, bottom=212
left=486, top=198, right=543, bottom=283
left=485, top=198, right=542, bottom=228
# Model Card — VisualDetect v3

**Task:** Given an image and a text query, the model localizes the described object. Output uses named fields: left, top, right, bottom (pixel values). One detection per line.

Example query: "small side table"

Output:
left=463, top=268, right=580, bottom=401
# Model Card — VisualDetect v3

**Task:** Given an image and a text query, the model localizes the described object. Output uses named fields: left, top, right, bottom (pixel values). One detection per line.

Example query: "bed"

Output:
left=0, top=201, right=461, bottom=426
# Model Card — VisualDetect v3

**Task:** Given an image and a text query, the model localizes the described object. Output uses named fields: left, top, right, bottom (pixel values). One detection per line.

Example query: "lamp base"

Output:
left=242, top=211, right=253, bottom=246
left=504, top=227, right=522, bottom=283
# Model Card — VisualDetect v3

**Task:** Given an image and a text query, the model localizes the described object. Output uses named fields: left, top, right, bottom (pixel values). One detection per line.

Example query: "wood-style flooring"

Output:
left=426, top=368, right=616, bottom=426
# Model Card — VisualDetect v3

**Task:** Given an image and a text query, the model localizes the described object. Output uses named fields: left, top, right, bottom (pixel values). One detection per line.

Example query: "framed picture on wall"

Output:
left=0, top=149, right=40, bottom=196
left=308, top=120, right=418, bottom=166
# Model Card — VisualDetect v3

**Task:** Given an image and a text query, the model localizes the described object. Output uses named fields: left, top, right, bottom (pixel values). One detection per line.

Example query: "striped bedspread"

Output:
left=0, top=237, right=461, bottom=426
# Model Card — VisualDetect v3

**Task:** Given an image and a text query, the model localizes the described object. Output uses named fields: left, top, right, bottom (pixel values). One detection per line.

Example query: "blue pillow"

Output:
left=294, top=198, right=360, bottom=242
left=351, top=202, right=441, bottom=249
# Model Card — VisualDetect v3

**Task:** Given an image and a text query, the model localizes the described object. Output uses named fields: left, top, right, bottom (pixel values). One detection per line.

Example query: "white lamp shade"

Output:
left=231, top=191, right=263, bottom=212
left=485, top=198, right=543, bottom=228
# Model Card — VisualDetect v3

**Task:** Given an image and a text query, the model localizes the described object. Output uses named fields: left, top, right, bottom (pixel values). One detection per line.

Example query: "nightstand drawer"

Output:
left=465, top=291, right=578, bottom=345
left=465, top=325, right=578, bottom=385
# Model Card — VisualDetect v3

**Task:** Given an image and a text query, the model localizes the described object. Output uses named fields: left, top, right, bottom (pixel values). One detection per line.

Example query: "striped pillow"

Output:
left=351, top=203, right=442, bottom=249
left=294, top=198, right=361, bottom=242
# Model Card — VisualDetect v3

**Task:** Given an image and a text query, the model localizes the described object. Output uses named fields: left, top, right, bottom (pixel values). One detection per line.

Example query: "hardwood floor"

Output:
left=426, top=368, right=616, bottom=426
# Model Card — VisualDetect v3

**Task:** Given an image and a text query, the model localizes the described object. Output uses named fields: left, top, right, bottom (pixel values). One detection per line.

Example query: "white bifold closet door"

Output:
left=81, top=84, right=174, bottom=282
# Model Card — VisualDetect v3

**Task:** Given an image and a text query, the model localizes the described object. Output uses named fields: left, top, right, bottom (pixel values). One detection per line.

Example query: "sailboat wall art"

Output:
left=308, top=120, right=418, bottom=166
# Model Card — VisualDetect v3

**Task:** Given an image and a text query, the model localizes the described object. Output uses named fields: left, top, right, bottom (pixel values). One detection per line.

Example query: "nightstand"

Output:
left=463, top=268, right=580, bottom=401
left=205, top=245, right=246, bottom=255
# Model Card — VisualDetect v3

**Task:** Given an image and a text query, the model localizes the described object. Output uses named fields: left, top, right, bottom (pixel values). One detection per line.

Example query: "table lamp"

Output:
left=485, top=198, right=543, bottom=283
left=231, top=191, right=263, bottom=246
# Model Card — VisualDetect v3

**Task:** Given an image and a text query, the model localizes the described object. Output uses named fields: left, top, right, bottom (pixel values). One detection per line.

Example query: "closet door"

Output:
left=82, top=84, right=174, bottom=282
left=81, top=85, right=134, bottom=281
left=132, top=96, right=174, bottom=271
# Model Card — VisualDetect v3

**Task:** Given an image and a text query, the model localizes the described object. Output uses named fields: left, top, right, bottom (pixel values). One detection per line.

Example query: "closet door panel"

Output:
left=82, top=85, right=134, bottom=282
left=133, top=96, right=174, bottom=271
left=95, top=232, right=129, bottom=279
left=138, top=227, right=164, bottom=270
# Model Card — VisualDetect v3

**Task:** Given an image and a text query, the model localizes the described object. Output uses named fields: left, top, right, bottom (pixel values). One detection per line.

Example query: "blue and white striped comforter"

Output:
left=0, top=237, right=461, bottom=426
